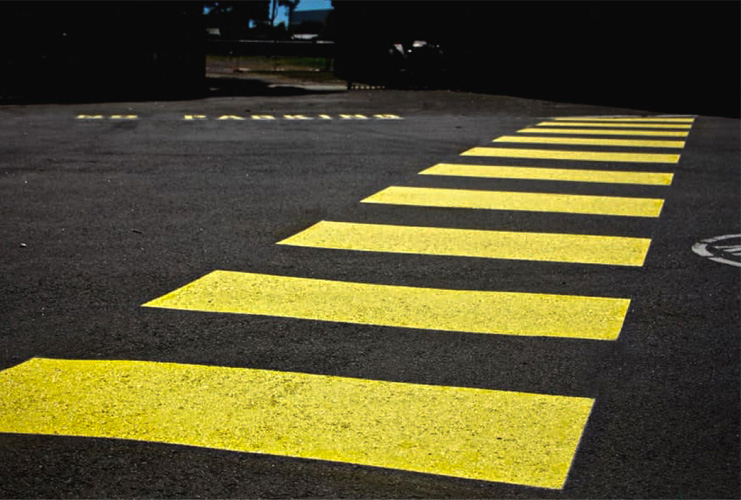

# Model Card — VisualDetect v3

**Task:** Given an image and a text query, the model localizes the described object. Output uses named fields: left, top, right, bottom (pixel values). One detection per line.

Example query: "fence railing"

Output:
left=207, top=39, right=335, bottom=59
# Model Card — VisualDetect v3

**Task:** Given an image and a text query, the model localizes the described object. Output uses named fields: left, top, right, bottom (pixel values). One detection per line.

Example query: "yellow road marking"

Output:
left=420, top=163, right=674, bottom=185
left=362, top=186, right=664, bottom=217
left=537, top=121, right=691, bottom=130
left=493, top=136, right=685, bottom=149
left=462, top=147, right=681, bottom=164
left=144, top=270, right=630, bottom=340
left=554, top=117, right=694, bottom=123
left=519, top=127, right=689, bottom=137
left=0, top=358, right=595, bottom=489
left=278, top=221, right=651, bottom=266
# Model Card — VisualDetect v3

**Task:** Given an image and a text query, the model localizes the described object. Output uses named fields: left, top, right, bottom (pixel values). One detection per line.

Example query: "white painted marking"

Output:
left=713, top=245, right=741, bottom=255
left=692, top=234, right=741, bottom=268
left=83, top=114, right=403, bottom=121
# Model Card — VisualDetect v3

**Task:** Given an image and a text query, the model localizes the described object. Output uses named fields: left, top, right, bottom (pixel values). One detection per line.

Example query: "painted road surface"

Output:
left=277, top=221, right=653, bottom=266
left=420, top=163, right=675, bottom=185
left=0, top=357, right=593, bottom=489
left=362, top=186, right=665, bottom=217
left=0, top=93, right=738, bottom=499
left=144, top=270, right=631, bottom=340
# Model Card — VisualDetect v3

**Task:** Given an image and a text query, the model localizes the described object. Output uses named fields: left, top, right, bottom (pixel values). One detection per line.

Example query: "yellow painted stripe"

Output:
left=493, top=135, right=685, bottom=149
left=519, top=127, right=689, bottom=137
left=362, top=186, right=664, bottom=218
left=278, top=221, right=651, bottom=266
left=420, top=163, right=674, bottom=186
left=144, top=270, right=631, bottom=340
left=554, top=117, right=694, bottom=123
left=0, top=358, right=595, bottom=489
left=463, top=147, right=680, bottom=164
left=492, top=135, right=684, bottom=148
left=538, top=121, right=691, bottom=130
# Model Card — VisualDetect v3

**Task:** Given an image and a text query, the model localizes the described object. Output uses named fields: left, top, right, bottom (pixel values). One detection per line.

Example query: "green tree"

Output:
left=204, top=1, right=270, bottom=38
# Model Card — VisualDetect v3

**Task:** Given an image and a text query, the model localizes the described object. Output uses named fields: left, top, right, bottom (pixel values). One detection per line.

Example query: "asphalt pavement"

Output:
left=1, top=86, right=739, bottom=498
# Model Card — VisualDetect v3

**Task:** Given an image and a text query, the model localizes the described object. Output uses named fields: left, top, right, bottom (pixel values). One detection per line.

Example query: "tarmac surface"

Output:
left=0, top=86, right=739, bottom=498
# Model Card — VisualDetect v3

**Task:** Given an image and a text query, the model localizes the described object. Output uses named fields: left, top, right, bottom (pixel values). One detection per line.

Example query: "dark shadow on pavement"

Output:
left=204, top=76, right=345, bottom=97
left=0, top=75, right=345, bottom=106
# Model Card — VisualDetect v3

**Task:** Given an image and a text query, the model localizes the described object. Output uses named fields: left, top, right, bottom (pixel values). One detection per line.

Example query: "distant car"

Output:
left=384, top=40, right=447, bottom=88
left=335, top=39, right=448, bottom=89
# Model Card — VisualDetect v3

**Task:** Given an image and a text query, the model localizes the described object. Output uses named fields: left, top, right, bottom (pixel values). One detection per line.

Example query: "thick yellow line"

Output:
left=278, top=221, right=651, bottom=266
left=553, top=117, right=694, bottom=123
left=519, top=127, right=689, bottom=137
left=362, top=186, right=664, bottom=217
left=493, top=136, right=685, bottom=149
left=538, top=121, right=691, bottom=130
left=462, top=147, right=681, bottom=164
left=420, top=163, right=674, bottom=185
left=144, top=270, right=631, bottom=340
left=0, top=358, right=595, bottom=489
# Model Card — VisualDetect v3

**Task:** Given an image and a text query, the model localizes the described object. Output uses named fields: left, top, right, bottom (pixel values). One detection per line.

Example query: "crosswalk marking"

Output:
left=462, top=147, right=681, bottom=163
left=537, top=121, right=692, bottom=129
left=144, top=271, right=630, bottom=339
left=2, top=114, right=690, bottom=491
left=420, top=163, right=674, bottom=185
left=278, top=221, right=652, bottom=266
left=518, top=127, right=689, bottom=137
left=0, top=358, right=595, bottom=489
left=492, top=135, right=685, bottom=149
left=553, top=116, right=694, bottom=123
left=362, top=186, right=664, bottom=217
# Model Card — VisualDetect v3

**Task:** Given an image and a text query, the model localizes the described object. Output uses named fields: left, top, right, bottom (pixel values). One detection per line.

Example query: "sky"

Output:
left=275, top=0, right=333, bottom=25
left=204, top=1, right=334, bottom=25
left=294, top=0, right=333, bottom=12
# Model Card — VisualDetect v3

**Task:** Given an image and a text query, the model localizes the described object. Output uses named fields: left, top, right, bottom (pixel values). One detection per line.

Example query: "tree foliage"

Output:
left=204, top=1, right=270, bottom=38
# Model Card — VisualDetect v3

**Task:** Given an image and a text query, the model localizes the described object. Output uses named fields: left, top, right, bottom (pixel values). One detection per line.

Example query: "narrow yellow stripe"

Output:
left=538, top=121, right=691, bottom=130
left=519, top=127, right=689, bottom=137
left=0, top=358, right=595, bottom=489
left=554, top=117, right=694, bottom=123
left=278, top=221, right=651, bottom=266
left=420, top=163, right=674, bottom=186
left=144, top=270, right=631, bottom=340
left=493, top=135, right=685, bottom=149
left=463, top=147, right=681, bottom=164
left=362, top=186, right=664, bottom=217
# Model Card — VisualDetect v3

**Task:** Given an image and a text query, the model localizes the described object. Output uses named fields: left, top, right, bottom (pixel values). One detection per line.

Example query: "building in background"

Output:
left=290, top=8, right=332, bottom=39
